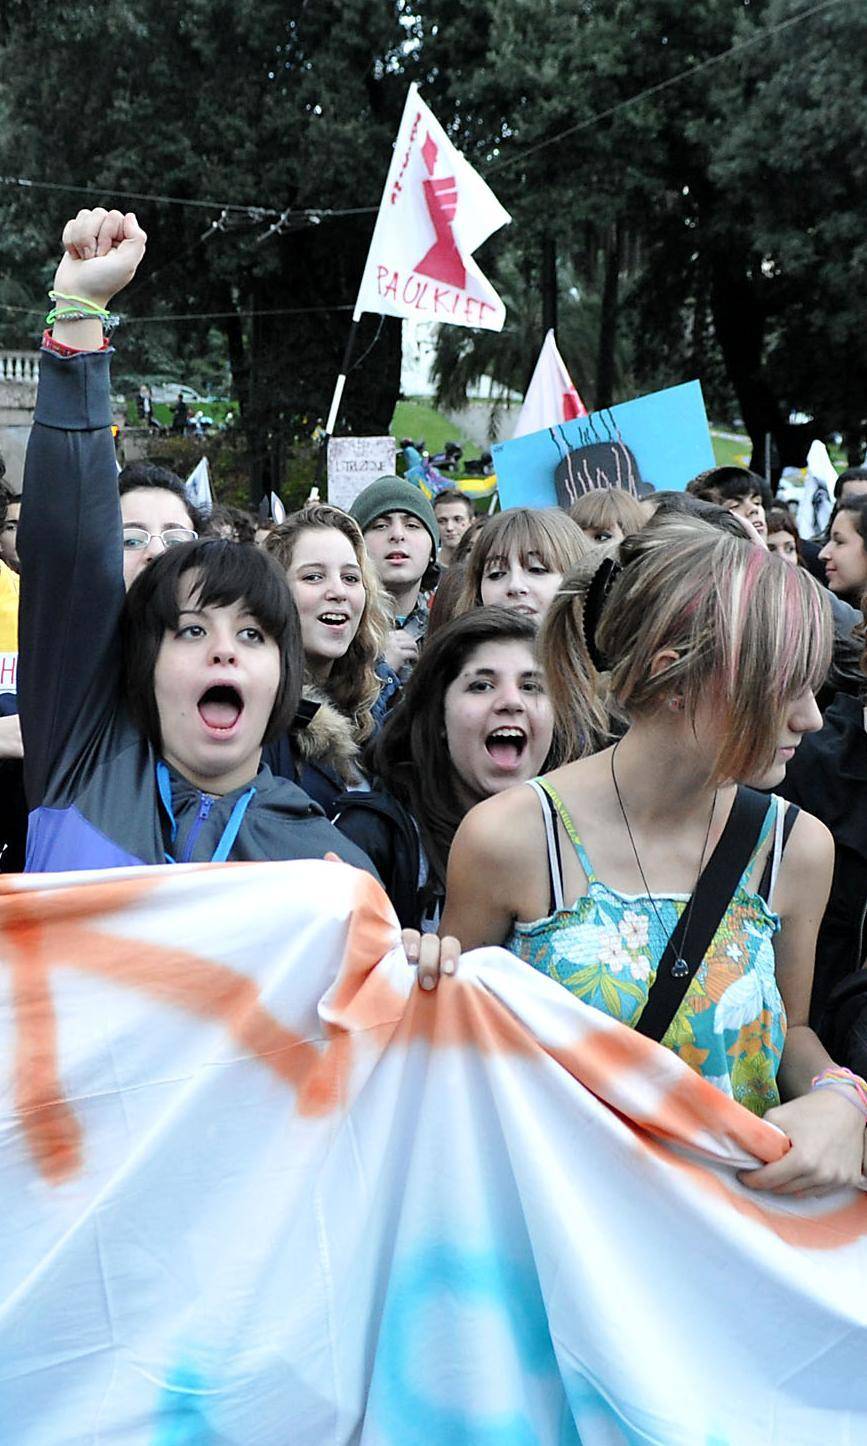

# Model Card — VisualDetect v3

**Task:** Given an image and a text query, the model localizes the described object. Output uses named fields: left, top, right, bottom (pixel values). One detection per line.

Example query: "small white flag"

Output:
left=354, top=83, right=510, bottom=332
left=797, top=438, right=836, bottom=540
left=512, top=330, right=588, bottom=438
left=186, top=456, right=213, bottom=516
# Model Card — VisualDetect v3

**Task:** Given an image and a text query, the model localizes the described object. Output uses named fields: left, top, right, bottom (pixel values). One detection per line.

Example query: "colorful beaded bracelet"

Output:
left=810, top=1066, right=867, bottom=1121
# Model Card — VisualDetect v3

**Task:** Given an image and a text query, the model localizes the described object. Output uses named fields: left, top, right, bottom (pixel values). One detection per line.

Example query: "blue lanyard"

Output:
left=156, top=761, right=256, bottom=864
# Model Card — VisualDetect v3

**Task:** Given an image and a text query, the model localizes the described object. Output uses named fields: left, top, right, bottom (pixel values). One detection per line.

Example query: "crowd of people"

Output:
left=2, top=207, right=867, bottom=1204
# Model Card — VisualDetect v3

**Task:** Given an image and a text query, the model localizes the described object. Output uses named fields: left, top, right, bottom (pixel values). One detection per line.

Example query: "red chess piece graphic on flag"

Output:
left=415, top=132, right=467, bottom=289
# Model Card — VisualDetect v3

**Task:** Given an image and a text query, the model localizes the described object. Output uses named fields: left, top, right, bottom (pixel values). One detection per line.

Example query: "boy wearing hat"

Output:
left=350, top=476, right=439, bottom=678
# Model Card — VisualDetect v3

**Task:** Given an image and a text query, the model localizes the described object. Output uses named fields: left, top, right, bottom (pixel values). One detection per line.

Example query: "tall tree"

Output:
left=0, top=0, right=412, bottom=496
left=703, top=0, right=867, bottom=464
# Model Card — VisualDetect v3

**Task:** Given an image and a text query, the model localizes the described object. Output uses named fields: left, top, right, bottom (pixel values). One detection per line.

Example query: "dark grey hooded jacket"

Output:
left=18, top=346, right=375, bottom=876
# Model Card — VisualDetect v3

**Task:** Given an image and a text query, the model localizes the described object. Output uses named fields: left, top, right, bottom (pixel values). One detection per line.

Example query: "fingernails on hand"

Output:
left=442, top=959, right=455, bottom=976
left=420, top=975, right=435, bottom=991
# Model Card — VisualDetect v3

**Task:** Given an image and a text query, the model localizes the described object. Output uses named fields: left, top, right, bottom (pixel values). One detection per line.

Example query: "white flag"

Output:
left=185, top=456, right=213, bottom=516
left=796, top=438, right=836, bottom=539
left=354, top=83, right=510, bottom=332
left=512, top=329, right=588, bottom=438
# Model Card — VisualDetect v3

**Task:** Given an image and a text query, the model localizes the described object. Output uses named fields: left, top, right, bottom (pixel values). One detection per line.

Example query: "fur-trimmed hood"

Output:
left=293, top=684, right=365, bottom=789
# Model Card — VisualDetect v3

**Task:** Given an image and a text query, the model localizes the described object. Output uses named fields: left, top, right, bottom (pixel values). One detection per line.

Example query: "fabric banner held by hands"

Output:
left=1, top=860, right=866, bottom=1443
left=353, top=83, right=510, bottom=332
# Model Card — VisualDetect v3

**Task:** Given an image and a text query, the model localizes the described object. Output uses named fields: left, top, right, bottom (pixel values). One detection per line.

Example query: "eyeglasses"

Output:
left=122, top=526, right=198, bottom=551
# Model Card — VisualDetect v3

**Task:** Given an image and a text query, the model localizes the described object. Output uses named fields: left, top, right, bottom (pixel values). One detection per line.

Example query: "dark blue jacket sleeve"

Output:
left=18, top=347, right=125, bottom=808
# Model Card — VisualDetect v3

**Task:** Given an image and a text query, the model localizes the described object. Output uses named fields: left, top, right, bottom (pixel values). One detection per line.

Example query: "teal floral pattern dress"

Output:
left=507, top=780, right=787, bottom=1117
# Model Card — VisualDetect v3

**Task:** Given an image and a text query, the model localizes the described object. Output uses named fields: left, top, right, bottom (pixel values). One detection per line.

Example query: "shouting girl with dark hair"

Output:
left=18, top=207, right=373, bottom=874
left=335, top=607, right=557, bottom=930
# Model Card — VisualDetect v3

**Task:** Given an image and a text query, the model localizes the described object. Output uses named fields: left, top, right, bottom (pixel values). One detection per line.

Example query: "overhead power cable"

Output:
left=0, top=301, right=355, bottom=322
left=0, top=173, right=376, bottom=220
left=0, top=0, right=848, bottom=229
left=486, top=0, right=851, bottom=173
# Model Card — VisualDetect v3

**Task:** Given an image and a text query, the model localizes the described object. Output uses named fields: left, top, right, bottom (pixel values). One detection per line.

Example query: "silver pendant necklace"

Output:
left=610, top=741, right=717, bottom=978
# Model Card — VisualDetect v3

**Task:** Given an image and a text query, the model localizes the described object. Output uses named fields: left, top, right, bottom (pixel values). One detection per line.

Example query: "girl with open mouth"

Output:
left=17, top=206, right=375, bottom=876
left=263, top=505, right=390, bottom=812
left=334, top=607, right=558, bottom=932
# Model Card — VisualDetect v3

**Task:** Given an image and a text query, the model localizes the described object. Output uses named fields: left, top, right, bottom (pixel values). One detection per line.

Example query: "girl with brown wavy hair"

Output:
left=264, top=504, right=391, bottom=809
left=335, top=607, right=556, bottom=930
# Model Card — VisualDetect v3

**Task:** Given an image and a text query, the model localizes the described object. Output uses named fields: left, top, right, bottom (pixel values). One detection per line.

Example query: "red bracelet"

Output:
left=41, top=327, right=110, bottom=357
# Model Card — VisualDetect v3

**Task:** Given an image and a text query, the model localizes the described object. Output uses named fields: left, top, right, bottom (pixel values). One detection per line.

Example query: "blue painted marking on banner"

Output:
left=565, top=1370, right=731, bottom=1445
left=564, top=1371, right=650, bottom=1445
left=369, top=1242, right=579, bottom=1445
left=151, top=1365, right=216, bottom=1445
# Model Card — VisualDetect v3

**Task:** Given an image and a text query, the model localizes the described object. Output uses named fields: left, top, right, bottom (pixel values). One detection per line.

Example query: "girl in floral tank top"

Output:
left=440, top=518, right=867, bottom=1197
left=508, top=778, right=791, bottom=1116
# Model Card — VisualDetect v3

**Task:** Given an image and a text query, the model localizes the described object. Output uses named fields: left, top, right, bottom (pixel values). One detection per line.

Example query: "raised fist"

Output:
left=53, top=208, right=148, bottom=309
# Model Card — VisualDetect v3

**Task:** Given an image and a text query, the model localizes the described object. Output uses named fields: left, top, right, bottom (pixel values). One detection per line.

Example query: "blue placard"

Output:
left=493, top=380, right=715, bottom=509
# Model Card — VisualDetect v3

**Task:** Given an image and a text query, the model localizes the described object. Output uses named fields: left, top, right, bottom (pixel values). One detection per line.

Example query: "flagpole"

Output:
left=317, top=306, right=362, bottom=492
left=324, top=308, right=362, bottom=436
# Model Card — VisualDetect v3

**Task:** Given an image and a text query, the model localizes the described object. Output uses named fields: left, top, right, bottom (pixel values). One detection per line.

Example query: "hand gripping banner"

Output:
left=1, top=861, right=866, bottom=1443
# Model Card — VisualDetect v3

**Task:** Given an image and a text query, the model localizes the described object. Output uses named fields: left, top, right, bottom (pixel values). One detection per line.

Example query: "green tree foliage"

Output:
left=2, top=0, right=864, bottom=483
left=0, top=0, right=413, bottom=497
left=704, top=0, right=867, bottom=462
left=426, top=0, right=865, bottom=465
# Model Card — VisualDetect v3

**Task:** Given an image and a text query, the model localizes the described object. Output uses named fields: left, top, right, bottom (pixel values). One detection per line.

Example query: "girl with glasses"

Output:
left=118, top=461, right=203, bottom=589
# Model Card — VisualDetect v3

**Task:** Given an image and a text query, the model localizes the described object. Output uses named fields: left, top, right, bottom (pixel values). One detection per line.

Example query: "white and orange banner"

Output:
left=1, top=861, right=866, bottom=1443
left=354, top=83, right=510, bottom=332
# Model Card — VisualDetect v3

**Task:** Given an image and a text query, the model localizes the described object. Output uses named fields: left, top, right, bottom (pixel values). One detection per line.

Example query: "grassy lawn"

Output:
left=124, top=398, right=236, bottom=428
left=710, top=432, right=753, bottom=468
left=395, top=401, right=758, bottom=472
left=391, top=398, right=476, bottom=458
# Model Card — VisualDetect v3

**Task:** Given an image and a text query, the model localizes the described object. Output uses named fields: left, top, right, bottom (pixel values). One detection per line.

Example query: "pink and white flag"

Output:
left=513, top=328, right=588, bottom=438
left=354, top=83, right=510, bottom=332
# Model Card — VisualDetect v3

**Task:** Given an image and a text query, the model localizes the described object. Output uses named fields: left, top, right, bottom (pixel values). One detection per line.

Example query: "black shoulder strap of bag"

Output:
left=635, top=787, right=770, bottom=1043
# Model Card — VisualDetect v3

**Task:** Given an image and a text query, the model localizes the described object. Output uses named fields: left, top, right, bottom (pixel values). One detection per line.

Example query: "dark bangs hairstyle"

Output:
left=686, top=465, right=772, bottom=511
left=366, top=606, right=553, bottom=892
left=118, top=460, right=206, bottom=534
left=835, top=465, right=867, bottom=502
left=121, top=539, right=303, bottom=750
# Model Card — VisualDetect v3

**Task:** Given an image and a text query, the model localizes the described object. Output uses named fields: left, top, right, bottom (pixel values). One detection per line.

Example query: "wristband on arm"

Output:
left=810, top=1066, right=867, bottom=1121
left=41, top=328, right=110, bottom=357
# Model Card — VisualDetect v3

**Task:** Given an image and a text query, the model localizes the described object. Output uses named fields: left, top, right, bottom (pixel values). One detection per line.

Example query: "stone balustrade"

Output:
left=0, top=351, right=40, bottom=384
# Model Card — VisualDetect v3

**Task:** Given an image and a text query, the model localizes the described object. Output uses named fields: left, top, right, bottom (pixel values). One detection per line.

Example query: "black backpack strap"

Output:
left=635, top=787, right=771, bottom=1043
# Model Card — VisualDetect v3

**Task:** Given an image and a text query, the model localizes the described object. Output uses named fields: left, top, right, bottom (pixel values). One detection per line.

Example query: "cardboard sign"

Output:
left=0, top=652, right=17, bottom=694
left=493, top=380, right=715, bottom=510
left=327, top=436, right=396, bottom=511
